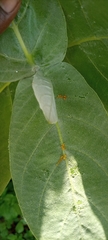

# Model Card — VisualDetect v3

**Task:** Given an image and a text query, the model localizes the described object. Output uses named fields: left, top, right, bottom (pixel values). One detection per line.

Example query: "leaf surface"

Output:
left=0, top=87, right=11, bottom=195
left=60, top=0, right=108, bottom=110
left=0, top=0, right=67, bottom=82
left=0, top=82, right=10, bottom=93
left=10, top=62, right=108, bottom=239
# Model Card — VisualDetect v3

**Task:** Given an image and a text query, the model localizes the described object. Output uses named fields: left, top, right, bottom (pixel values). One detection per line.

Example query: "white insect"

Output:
left=32, top=72, right=58, bottom=124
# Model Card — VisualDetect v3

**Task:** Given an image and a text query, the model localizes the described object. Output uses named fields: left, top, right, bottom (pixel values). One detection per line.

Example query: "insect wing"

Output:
left=32, top=73, right=58, bottom=124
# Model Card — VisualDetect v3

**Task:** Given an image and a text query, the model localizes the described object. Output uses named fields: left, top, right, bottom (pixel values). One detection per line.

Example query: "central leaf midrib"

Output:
left=68, top=35, right=108, bottom=48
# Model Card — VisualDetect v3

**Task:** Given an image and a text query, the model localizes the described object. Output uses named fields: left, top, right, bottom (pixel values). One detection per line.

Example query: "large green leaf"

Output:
left=10, top=62, right=108, bottom=239
left=0, top=0, right=67, bottom=82
left=60, top=0, right=108, bottom=110
left=0, top=87, right=12, bottom=195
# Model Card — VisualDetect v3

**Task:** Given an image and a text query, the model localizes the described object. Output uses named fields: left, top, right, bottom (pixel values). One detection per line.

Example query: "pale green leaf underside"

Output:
left=0, top=55, right=34, bottom=82
left=10, top=62, right=108, bottom=240
left=0, top=0, right=67, bottom=83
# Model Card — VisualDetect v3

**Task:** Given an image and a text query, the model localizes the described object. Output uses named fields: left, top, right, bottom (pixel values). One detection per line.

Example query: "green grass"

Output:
left=0, top=181, right=35, bottom=240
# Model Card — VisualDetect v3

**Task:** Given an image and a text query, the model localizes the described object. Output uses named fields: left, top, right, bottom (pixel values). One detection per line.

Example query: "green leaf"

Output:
left=0, top=0, right=67, bottom=82
left=0, top=82, right=10, bottom=93
left=10, top=62, right=108, bottom=239
left=15, top=221, right=24, bottom=234
left=0, top=87, right=11, bottom=195
left=60, top=0, right=108, bottom=110
left=16, top=0, right=67, bottom=65
left=0, top=55, right=33, bottom=83
left=7, top=235, right=17, bottom=240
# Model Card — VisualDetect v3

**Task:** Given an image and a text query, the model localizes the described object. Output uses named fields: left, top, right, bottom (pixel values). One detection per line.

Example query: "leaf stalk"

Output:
left=12, top=21, right=34, bottom=66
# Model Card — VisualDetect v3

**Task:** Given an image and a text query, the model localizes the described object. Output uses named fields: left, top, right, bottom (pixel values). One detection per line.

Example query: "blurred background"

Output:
left=0, top=180, right=35, bottom=240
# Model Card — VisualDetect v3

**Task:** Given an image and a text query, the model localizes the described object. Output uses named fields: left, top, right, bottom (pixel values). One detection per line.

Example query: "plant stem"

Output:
left=56, top=122, right=64, bottom=146
left=12, top=21, right=34, bottom=66
left=56, top=122, right=67, bottom=165
left=56, top=122, right=66, bottom=156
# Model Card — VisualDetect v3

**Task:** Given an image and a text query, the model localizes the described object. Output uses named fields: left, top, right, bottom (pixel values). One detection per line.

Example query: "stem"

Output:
left=56, top=122, right=64, bottom=146
left=56, top=122, right=67, bottom=165
left=56, top=122, right=66, bottom=155
left=12, top=21, right=34, bottom=66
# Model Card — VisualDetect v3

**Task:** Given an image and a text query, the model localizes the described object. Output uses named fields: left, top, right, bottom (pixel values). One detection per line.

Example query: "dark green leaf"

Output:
left=15, top=221, right=24, bottom=234
left=60, top=0, right=108, bottom=110
left=0, top=88, right=11, bottom=195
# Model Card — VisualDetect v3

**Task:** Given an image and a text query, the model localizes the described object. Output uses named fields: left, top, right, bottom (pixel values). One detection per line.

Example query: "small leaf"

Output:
left=32, top=71, right=58, bottom=124
left=15, top=221, right=24, bottom=234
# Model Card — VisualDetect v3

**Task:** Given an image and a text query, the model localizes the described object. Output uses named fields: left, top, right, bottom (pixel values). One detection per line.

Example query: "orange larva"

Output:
left=57, top=94, right=67, bottom=100
left=61, top=143, right=66, bottom=150
left=57, top=154, right=67, bottom=165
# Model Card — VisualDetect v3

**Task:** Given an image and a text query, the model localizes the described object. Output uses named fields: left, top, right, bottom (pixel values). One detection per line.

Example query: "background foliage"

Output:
left=0, top=0, right=108, bottom=239
left=0, top=181, right=35, bottom=239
